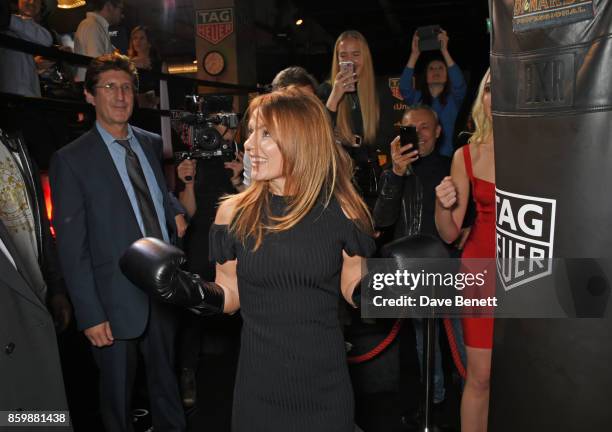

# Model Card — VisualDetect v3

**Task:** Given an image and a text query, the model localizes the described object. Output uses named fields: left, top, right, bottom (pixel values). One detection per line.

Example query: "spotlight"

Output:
left=57, top=0, right=86, bottom=9
left=295, top=18, right=303, bottom=26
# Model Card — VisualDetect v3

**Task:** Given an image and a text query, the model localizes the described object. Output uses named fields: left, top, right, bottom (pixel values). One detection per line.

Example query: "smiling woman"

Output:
left=243, top=110, right=285, bottom=192
left=120, top=89, right=377, bottom=431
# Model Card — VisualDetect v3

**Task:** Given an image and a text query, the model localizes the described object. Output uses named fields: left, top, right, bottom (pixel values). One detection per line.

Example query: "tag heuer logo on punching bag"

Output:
left=495, top=188, right=556, bottom=291
left=196, top=8, right=234, bottom=44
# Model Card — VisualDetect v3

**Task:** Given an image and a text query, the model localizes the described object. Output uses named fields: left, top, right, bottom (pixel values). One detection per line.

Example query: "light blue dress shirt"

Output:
left=96, top=122, right=169, bottom=242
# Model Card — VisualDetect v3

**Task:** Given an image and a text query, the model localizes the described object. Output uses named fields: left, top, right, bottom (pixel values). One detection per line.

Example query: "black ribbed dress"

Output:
left=209, top=194, right=375, bottom=432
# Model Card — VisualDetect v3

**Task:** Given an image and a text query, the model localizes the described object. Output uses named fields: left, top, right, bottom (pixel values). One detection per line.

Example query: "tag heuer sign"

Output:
left=196, top=8, right=234, bottom=45
left=388, top=78, right=402, bottom=101
left=495, top=188, right=556, bottom=291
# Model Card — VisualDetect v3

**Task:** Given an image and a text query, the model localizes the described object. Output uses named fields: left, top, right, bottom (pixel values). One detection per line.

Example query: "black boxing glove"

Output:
left=381, top=234, right=450, bottom=260
left=120, top=237, right=224, bottom=316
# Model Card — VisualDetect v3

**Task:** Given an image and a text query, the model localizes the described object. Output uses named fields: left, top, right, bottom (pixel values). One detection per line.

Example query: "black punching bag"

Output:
left=490, top=1, right=612, bottom=431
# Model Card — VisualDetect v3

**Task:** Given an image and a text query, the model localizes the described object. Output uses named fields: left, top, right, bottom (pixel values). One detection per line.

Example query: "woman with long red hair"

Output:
left=122, top=89, right=376, bottom=431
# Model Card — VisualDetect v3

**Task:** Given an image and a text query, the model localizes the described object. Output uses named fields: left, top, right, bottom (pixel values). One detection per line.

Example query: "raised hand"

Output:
left=438, top=29, right=449, bottom=54
left=435, top=176, right=458, bottom=209
left=390, top=136, right=419, bottom=176
left=177, top=159, right=197, bottom=184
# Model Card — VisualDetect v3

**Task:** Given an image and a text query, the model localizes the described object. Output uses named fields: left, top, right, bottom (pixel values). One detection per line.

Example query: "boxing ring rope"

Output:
left=0, top=33, right=262, bottom=93
left=443, top=317, right=466, bottom=379
left=346, top=319, right=403, bottom=364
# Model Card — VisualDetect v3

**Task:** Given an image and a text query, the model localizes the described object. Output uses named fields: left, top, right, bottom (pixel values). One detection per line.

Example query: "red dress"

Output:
left=461, top=145, right=495, bottom=349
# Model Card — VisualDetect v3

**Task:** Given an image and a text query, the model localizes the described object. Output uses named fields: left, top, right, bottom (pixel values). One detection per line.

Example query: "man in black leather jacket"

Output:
left=374, top=105, right=450, bottom=240
left=373, top=105, right=454, bottom=408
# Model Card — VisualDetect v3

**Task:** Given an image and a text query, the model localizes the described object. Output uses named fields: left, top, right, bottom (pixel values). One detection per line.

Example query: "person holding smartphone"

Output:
left=318, top=30, right=382, bottom=210
left=373, top=106, right=457, bottom=417
left=374, top=104, right=448, bottom=239
left=399, top=29, right=467, bottom=158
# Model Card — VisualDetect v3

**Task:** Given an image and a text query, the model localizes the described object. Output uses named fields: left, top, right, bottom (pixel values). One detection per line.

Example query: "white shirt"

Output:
left=0, top=237, right=17, bottom=269
left=74, top=12, right=115, bottom=81
left=0, top=15, right=53, bottom=97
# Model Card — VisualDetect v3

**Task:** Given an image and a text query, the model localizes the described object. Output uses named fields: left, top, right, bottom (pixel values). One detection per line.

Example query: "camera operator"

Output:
left=175, top=95, right=242, bottom=411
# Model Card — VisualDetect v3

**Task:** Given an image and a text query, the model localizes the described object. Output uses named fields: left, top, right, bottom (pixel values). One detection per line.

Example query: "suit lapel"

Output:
left=0, top=221, right=47, bottom=311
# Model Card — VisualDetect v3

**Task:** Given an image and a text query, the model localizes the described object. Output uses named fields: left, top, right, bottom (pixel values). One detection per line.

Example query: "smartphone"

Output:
left=416, top=25, right=442, bottom=51
left=339, top=61, right=356, bottom=92
left=399, top=126, right=419, bottom=154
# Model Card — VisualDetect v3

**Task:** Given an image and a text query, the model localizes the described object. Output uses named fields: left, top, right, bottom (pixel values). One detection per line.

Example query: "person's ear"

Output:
left=435, top=124, right=441, bottom=139
left=84, top=89, right=96, bottom=106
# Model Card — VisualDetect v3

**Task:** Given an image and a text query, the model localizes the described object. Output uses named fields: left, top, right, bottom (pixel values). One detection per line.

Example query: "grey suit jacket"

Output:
left=0, top=221, right=70, bottom=422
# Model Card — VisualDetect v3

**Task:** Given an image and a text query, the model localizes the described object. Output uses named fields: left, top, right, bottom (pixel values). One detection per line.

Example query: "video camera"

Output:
left=174, top=95, right=241, bottom=161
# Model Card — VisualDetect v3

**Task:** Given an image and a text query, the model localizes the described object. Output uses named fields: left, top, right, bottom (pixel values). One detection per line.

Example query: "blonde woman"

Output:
left=435, top=69, right=494, bottom=432
left=121, top=89, right=375, bottom=431
left=319, top=30, right=381, bottom=207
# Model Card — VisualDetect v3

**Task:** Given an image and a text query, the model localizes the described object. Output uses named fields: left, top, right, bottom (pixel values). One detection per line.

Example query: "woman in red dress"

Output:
left=435, top=69, right=494, bottom=432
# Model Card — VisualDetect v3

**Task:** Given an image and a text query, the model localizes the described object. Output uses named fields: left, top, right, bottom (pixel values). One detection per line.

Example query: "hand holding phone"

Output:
left=339, top=61, right=356, bottom=92
left=390, top=134, right=419, bottom=176
left=400, top=126, right=419, bottom=154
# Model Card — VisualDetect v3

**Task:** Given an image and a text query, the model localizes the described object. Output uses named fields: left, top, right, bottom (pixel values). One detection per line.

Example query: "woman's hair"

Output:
left=224, top=89, right=373, bottom=250
left=127, top=26, right=159, bottom=62
left=468, top=68, right=492, bottom=146
left=330, top=30, right=379, bottom=145
left=416, top=58, right=450, bottom=106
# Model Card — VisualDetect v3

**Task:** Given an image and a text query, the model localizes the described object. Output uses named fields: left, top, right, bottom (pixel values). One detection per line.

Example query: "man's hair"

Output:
left=403, top=104, right=439, bottom=124
left=90, top=0, right=122, bottom=12
left=271, top=66, right=318, bottom=91
left=84, top=53, right=138, bottom=95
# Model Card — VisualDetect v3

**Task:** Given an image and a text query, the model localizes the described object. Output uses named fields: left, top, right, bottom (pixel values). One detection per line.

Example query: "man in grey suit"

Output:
left=49, top=53, right=185, bottom=432
left=0, top=220, right=70, bottom=426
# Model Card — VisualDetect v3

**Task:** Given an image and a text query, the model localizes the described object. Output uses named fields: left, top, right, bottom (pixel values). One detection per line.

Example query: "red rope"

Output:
left=346, top=317, right=467, bottom=380
left=443, top=318, right=466, bottom=379
left=347, top=319, right=403, bottom=364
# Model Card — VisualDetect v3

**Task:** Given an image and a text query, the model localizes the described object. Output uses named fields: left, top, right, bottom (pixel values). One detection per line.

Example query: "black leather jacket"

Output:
left=373, top=152, right=450, bottom=240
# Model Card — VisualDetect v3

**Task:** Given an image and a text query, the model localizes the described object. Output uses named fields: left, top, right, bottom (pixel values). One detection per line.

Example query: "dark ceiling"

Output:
left=46, top=0, right=491, bottom=86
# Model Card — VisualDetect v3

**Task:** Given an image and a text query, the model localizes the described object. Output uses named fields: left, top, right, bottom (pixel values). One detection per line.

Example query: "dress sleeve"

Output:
left=343, top=220, right=376, bottom=257
left=209, top=224, right=236, bottom=264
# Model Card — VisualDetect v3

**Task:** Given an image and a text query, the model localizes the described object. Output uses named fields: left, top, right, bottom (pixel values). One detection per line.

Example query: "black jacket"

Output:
left=374, top=152, right=450, bottom=240
left=0, top=221, right=70, bottom=419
